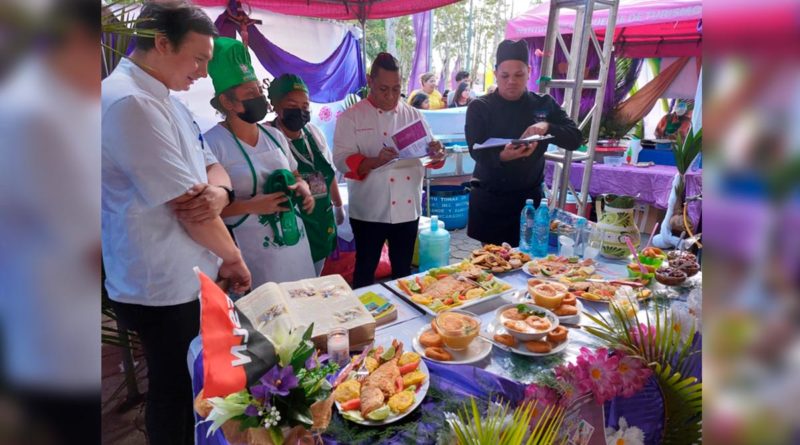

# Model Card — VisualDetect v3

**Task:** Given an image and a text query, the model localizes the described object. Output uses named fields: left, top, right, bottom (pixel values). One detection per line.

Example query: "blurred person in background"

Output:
left=447, top=70, right=476, bottom=107
left=0, top=0, right=100, bottom=443
left=268, top=73, right=345, bottom=276
left=410, top=92, right=430, bottom=110
left=407, top=72, right=445, bottom=109
left=101, top=3, right=250, bottom=444
left=655, top=99, right=692, bottom=140
left=449, top=81, right=472, bottom=108
left=203, top=38, right=317, bottom=286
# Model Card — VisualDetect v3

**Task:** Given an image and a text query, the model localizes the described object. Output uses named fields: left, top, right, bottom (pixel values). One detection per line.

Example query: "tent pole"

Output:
left=361, top=19, right=367, bottom=70
left=466, top=0, right=474, bottom=71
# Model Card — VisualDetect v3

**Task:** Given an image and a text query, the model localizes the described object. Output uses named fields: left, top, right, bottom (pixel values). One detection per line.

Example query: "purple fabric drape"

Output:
left=214, top=9, right=365, bottom=103
left=408, top=11, right=432, bottom=94
left=526, top=36, right=631, bottom=120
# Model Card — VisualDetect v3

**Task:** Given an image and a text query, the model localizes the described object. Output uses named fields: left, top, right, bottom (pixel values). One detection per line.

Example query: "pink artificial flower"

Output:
left=524, top=383, right=560, bottom=407
left=574, top=347, right=621, bottom=404
left=616, top=354, right=652, bottom=397
left=318, top=106, right=332, bottom=122
left=630, top=323, right=657, bottom=349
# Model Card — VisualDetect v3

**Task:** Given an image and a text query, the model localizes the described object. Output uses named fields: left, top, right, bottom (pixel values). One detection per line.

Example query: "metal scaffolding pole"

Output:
left=537, top=0, right=620, bottom=215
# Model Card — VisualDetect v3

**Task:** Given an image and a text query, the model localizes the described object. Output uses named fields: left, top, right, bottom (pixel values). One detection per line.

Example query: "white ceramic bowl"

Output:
left=494, top=303, right=559, bottom=341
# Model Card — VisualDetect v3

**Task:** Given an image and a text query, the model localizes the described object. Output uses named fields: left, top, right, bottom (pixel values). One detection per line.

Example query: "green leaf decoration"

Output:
left=449, top=398, right=568, bottom=445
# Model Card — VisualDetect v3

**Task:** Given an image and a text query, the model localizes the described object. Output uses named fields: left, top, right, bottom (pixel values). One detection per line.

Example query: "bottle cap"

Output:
left=431, top=215, right=439, bottom=231
left=525, top=198, right=534, bottom=205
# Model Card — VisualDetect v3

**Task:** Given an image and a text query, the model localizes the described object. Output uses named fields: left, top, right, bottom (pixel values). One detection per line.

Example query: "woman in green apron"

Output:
left=203, top=37, right=317, bottom=287
left=268, top=74, right=344, bottom=276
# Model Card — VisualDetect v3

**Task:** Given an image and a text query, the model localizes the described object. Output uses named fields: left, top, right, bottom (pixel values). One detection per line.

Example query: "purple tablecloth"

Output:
left=544, top=161, right=702, bottom=228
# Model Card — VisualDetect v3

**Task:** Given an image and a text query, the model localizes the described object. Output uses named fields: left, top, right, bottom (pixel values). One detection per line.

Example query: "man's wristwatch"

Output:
left=219, top=185, right=235, bottom=207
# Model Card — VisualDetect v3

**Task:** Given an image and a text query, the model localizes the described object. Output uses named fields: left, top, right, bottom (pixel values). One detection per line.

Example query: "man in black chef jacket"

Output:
left=465, top=39, right=582, bottom=246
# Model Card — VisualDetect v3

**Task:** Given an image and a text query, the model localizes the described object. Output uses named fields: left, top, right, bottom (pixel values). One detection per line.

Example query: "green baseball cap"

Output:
left=267, top=73, right=309, bottom=105
left=207, top=37, right=258, bottom=95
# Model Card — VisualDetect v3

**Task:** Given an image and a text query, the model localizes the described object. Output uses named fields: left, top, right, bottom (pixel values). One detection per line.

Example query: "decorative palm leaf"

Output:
left=673, top=127, right=703, bottom=198
left=102, top=0, right=156, bottom=78
left=448, top=398, right=568, bottom=445
left=583, top=303, right=702, bottom=445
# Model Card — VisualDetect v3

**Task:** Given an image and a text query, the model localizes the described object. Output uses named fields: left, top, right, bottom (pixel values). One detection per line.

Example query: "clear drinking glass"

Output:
left=583, top=227, right=605, bottom=260
left=327, top=327, right=350, bottom=366
left=558, top=225, right=577, bottom=257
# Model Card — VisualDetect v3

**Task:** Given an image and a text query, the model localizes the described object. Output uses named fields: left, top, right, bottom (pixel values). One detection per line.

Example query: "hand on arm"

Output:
left=170, top=183, right=230, bottom=223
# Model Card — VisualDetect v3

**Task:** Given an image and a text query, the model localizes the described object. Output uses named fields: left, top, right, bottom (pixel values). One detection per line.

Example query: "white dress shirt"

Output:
left=332, top=99, right=431, bottom=224
left=102, top=58, right=220, bottom=306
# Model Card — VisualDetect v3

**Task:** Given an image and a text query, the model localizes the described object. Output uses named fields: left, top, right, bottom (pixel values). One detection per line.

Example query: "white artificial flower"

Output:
left=604, top=417, right=645, bottom=445
left=264, top=318, right=309, bottom=366
left=670, top=304, right=697, bottom=344
left=205, top=392, right=250, bottom=436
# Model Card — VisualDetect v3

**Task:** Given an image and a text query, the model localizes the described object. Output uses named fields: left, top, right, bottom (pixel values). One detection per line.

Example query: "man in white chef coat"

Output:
left=333, top=53, right=445, bottom=288
left=101, top=3, right=250, bottom=444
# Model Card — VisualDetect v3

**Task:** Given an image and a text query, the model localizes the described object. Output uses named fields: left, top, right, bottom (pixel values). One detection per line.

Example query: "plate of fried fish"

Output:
left=332, top=340, right=429, bottom=425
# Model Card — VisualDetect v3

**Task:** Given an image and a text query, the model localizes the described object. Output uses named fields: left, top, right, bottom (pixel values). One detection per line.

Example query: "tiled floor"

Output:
left=448, top=227, right=482, bottom=263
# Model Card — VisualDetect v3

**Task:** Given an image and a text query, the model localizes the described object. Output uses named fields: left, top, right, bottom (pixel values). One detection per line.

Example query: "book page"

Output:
left=279, top=275, right=375, bottom=343
left=234, top=282, right=294, bottom=336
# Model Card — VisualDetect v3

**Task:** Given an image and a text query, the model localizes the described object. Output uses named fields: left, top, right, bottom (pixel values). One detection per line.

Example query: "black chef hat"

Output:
left=495, top=39, right=529, bottom=67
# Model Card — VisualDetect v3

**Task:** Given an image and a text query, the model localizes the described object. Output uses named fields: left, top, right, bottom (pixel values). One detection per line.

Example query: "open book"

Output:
left=234, top=275, right=376, bottom=351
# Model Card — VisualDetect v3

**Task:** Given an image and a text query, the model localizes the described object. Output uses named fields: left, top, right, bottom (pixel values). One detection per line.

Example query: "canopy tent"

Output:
left=505, top=0, right=702, bottom=58
left=194, top=0, right=460, bottom=22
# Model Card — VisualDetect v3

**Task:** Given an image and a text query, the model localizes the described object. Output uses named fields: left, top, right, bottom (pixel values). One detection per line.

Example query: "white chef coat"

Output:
left=332, top=99, right=431, bottom=224
left=102, top=58, right=220, bottom=306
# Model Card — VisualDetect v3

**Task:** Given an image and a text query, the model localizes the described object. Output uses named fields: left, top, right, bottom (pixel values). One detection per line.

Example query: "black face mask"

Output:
left=281, top=108, right=311, bottom=132
left=236, top=95, right=268, bottom=124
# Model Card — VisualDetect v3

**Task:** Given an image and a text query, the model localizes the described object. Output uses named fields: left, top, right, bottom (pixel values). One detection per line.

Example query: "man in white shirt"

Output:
left=101, top=3, right=250, bottom=444
left=333, top=53, right=445, bottom=288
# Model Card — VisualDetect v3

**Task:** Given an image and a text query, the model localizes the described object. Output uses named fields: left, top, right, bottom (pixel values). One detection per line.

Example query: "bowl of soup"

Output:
left=495, top=303, right=559, bottom=341
left=434, top=310, right=481, bottom=351
left=529, top=282, right=568, bottom=309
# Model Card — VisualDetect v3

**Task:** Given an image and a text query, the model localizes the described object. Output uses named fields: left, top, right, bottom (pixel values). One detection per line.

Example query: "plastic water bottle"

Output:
left=532, top=201, right=551, bottom=258
left=519, top=199, right=536, bottom=253
left=574, top=217, right=587, bottom=257
left=418, top=215, right=451, bottom=272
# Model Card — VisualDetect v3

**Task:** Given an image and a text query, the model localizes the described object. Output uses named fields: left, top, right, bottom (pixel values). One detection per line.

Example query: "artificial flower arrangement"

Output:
left=522, top=346, right=652, bottom=410
left=194, top=319, right=340, bottom=445
left=582, top=300, right=702, bottom=445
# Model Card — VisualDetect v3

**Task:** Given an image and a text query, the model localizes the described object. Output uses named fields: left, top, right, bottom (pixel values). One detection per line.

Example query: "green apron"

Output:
left=288, top=127, right=337, bottom=262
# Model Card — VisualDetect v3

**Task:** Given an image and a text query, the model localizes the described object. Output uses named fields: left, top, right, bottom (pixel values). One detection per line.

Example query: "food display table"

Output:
left=191, top=253, right=701, bottom=445
left=544, top=161, right=702, bottom=229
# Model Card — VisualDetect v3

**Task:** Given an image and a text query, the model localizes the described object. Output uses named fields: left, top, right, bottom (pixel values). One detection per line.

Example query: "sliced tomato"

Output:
left=458, top=294, right=467, bottom=300
left=339, top=398, right=360, bottom=411
left=415, top=276, right=425, bottom=289
left=435, top=273, right=450, bottom=280
left=398, top=360, right=420, bottom=375
left=443, top=297, right=454, bottom=305
left=485, top=274, right=494, bottom=281
left=395, top=376, right=404, bottom=393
